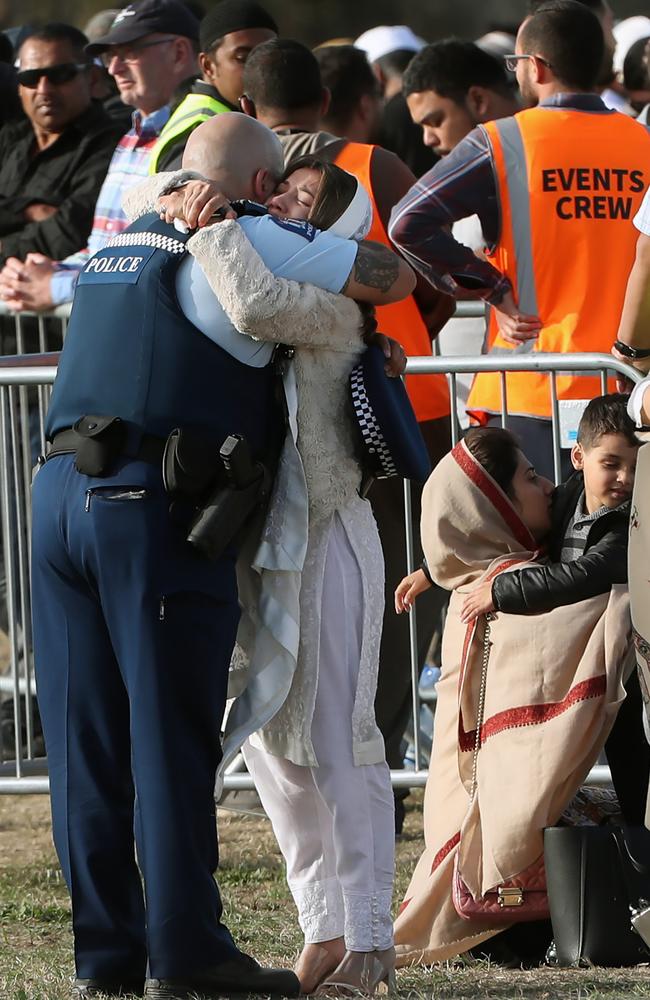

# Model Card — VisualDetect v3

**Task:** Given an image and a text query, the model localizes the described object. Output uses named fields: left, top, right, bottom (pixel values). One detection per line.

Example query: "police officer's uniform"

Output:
left=31, top=209, right=355, bottom=990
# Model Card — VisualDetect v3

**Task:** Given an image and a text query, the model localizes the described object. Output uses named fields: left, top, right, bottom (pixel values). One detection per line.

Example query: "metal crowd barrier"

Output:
left=0, top=301, right=642, bottom=794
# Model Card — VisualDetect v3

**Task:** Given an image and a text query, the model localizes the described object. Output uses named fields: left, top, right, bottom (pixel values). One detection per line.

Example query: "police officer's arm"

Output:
left=369, top=145, right=455, bottom=338
left=187, top=222, right=381, bottom=352
left=340, top=239, right=416, bottom=304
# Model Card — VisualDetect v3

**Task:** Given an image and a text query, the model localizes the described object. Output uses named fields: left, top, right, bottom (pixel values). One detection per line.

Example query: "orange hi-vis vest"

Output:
left=467, top=107, right=650, bottom=421
left=334, top=142, right=450, bottom=423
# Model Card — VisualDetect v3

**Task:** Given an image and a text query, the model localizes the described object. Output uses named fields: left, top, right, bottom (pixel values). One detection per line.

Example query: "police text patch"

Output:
left=78, top=246, right=156, bottom=286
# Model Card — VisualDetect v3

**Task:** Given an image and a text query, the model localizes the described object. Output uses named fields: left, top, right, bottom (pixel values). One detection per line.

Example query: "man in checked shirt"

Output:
left=0, top=0, right=199, bottom=313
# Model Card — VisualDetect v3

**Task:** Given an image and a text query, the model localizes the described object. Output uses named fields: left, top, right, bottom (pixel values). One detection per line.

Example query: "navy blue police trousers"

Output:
left=31, top=453, right=242, bottom=979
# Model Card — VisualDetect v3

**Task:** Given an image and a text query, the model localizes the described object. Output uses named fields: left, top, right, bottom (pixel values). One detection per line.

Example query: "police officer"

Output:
left=30, top=113, right=397, bottom=1000
left=389, top=0, right=650, bottom=480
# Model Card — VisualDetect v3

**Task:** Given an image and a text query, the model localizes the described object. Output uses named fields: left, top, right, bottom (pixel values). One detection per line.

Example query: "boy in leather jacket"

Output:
left=397, top=394, right=639, bottom=620
left=480, top=393, right=638, bottom=617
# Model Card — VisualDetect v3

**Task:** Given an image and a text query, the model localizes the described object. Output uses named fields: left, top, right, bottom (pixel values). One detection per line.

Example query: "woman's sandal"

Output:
left=295, top=941, right=346, bottom=995
left=314, top=947, right=396, bottom=997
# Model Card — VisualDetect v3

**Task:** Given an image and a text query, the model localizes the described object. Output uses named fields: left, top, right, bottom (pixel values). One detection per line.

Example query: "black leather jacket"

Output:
left=492, top=472, right=629, bottom=615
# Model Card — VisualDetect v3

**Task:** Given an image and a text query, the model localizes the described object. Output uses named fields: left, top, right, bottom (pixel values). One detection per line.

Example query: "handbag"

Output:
left=544, top=824, right=650, bottom=966
left=452, top=614, right=550, bottom=923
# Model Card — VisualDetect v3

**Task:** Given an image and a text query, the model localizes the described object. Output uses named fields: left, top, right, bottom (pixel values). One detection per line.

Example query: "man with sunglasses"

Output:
left=390, top=0, right=650, bottom=481
left=0, top=23, right=123, bottom=267
left=0, top=0, right=199, bottom=312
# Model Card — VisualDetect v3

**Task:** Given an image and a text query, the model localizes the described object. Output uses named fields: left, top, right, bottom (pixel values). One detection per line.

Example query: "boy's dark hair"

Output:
left=464, top=427, right=521, bottom=498
left=519, top=0, right=604, bottom=92
left=577, top=393, right=639, bottom=450
left=243, top=38, right=322, bottom=111
left=314, top=45, right=379, bottom=133
left=18, top=22, right=89, bottom=60
left=402, top=39, right=512, bottom=103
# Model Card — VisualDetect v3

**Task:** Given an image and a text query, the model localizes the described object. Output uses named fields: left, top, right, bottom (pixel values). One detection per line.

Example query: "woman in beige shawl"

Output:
left=395, top=429, right=630, bottom=967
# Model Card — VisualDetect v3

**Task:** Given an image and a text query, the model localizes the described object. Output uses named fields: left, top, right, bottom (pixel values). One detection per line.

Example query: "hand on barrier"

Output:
left=0, top=253, right=56, bottom=312
left=493, top=289, right=542, bottom=345
left=611, top=343, right=650, bottom=393
left=158, top=180, right=236, bottom=230
left=460, top=579, right=495, bottom=624
left=395, top=568, right=431, bottom=613
left=365, top=332, right=407, bottom=377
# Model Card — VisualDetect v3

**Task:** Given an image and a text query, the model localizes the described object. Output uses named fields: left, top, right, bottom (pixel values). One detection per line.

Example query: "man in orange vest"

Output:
left=390, top=0, right=650, bottom=479
left=241, top=38, right=454, bottom=827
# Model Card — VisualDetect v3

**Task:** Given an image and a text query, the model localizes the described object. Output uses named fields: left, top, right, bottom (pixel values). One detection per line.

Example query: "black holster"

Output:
left=162, top=428, right=224, bottom=498
left=187, top=434, right=272, bottom=561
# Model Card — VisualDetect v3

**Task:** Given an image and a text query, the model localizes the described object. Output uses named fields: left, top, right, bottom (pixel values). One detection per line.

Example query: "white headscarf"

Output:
left=327, top=174, right=373, bottom=241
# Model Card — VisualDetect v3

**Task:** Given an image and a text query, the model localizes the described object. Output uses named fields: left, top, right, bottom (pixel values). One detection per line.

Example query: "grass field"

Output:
left=2, top=791, right=650, bottom=999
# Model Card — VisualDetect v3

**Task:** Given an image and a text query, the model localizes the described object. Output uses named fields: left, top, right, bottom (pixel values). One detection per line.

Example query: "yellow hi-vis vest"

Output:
left=466, top=106, right=650, bottom=421
left=148, top=91, right=231, bottom=174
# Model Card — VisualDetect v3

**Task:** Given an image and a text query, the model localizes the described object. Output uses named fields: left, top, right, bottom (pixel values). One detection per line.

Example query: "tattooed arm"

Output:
left=340, top=239, right=415, bottom=304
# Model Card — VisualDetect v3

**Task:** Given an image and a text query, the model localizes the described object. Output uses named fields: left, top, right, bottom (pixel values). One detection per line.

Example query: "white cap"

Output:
left=613, top=16, right=650, bottom=75
left=475, top=31, right=517, bottom=60
left=354, top=25, right=425, bottom=64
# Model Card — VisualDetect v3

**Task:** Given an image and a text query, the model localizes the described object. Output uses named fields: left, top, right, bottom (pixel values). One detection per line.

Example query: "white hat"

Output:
left=613, top=16, right=650, bottom=75
left=475, top=31, right=517, bottom=60
left=354, top=25, right=425, bottom=64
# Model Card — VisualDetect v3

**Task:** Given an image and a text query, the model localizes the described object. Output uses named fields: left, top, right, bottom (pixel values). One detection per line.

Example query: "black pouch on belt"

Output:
left=72, top=415, right=126, bottom=476
left=162, top=428, right=223, bottom=498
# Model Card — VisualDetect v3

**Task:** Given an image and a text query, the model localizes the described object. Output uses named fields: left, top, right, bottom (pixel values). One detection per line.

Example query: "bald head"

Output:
left=182, top=112, right=284, bottom=200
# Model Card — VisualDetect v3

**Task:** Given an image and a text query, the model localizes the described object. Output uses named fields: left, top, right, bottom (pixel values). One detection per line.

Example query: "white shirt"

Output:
left=634, top=184, right=650, bottom=235
left=175, top=215, right=358, bottom=367
left=628, top=375, right=650, bottom=426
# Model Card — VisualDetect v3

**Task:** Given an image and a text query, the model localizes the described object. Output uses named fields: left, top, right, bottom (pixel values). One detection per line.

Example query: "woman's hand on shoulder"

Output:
left=460, top=580, right=495, bottom=624
left=395, top=568, right=431, bottom=613
left=158, top=180, right=236, bottom=229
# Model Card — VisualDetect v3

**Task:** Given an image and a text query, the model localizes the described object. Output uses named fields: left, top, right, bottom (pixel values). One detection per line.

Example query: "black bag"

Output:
left=544, top=825, right=650, bottom=967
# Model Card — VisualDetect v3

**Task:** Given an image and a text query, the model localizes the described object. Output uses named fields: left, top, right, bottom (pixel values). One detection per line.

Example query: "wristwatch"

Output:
left=613, top=340, right=650, bottom=359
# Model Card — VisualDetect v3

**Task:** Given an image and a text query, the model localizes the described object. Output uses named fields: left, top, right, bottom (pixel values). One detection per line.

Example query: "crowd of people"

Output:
left=4, top=0, right=650, bottom=997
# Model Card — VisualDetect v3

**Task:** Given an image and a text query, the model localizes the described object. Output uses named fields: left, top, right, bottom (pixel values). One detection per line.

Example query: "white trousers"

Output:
left=243, top=516, right=395, bottom=951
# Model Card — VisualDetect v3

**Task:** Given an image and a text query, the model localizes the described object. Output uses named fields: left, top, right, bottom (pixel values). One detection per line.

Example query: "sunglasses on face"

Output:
left=16, top=62, right=89, bottom=88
